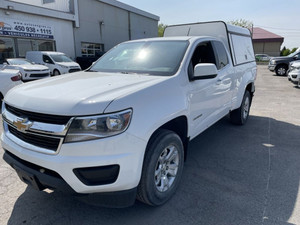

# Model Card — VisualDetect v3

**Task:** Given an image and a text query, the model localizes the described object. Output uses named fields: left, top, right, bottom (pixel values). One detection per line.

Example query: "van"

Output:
left=26, top=51, right=81, bottom=76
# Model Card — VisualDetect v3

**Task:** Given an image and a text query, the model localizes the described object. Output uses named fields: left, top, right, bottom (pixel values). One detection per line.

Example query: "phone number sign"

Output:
left=0, top=18, right=54, bottom=39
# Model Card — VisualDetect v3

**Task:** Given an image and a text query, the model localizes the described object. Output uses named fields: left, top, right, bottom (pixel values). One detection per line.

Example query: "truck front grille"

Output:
left=5, top=104, right=71, bottom=125
left=8, top=126, right=61, bottom=151
left=3, top=104, right=71, bottom=154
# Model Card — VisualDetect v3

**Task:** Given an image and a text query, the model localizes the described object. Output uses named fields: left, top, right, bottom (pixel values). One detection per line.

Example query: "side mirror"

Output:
left=193, top=63, right=218, bottom=80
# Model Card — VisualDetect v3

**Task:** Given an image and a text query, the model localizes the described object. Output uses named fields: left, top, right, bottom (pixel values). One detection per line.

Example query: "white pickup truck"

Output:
left=1, top=21, right=256, bottom=207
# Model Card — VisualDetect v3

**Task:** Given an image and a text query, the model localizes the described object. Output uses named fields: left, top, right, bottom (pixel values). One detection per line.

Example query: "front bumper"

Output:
left=1, top=128, right=146, bottom=194
left=3, top=150, right=137, bottom=207
left=288, top=70, right=300, bottom=84
left=268, top=65, right=275, bottom=71
left=23, top=71, right=50, bottom=81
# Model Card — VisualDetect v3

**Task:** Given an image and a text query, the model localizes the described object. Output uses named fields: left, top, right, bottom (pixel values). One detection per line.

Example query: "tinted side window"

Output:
left=213, top=41, right=229, bottom=70
left=43, top=55, right=54, bottom=64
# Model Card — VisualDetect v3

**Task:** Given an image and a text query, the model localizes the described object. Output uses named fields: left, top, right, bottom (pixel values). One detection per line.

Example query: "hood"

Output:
left=57, top=62, right=80, bottom=68
left=17, top=64, right=49, bottom=71
left=4, top=71, right=166, bottom=116
left=271, top=56, right=292, bottom=61
left=290, top=60, right=300, bottom=67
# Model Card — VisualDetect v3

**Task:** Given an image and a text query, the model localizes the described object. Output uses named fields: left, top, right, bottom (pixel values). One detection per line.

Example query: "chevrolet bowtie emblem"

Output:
left=13, top=118, right=32, bottom=132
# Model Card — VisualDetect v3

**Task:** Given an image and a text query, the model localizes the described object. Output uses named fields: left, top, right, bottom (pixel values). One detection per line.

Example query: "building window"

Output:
left=0, top=37, right=16, bottom=64
left=36, top=40, right=55, bottom=51
left=17, top=38, right=55, bottom=57
left=0, top=36, right=56, bottom=61
left=81, top=42, right=104, bottom=57
left=17, top=39, right=35, bottom=58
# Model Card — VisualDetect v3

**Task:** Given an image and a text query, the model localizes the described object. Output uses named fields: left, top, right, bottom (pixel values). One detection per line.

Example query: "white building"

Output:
left=0, top=0, right=159, bottom=63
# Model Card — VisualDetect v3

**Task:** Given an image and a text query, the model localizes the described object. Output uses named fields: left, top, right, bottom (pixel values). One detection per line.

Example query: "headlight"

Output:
left=59, top=65, right=68, bottom=69
left=64, top=109, right=132, bottom=143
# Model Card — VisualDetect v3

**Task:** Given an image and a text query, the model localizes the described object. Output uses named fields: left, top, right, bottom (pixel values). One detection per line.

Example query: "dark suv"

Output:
left=268, top=51, right=300, bottom=75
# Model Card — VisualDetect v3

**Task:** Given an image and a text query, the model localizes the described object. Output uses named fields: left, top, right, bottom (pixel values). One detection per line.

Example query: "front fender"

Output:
left=104, top=76, right=188, bottom=143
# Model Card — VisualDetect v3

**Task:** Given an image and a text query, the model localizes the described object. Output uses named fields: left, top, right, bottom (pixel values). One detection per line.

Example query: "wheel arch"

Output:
left=146, top=116, right=189, bottom=161
left=246, top=82, right=255, bottom=104
left=275, top=63, right=288, bottom=70
left=53, top=68, right=60, bottom=75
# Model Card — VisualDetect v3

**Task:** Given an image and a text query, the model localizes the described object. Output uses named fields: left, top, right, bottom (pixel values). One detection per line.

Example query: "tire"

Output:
left=137, top=129, right=184, bottom=206
left=275, top=65, right=287, bottom=76
left=230, top=90, right=252, bottom=125
left=53, top=69, right=61, bottom=76
left=0, top=94, right=3, bottom=112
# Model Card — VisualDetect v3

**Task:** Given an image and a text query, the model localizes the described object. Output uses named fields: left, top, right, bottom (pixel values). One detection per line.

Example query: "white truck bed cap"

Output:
left=164, top=21, right=254, bottom=66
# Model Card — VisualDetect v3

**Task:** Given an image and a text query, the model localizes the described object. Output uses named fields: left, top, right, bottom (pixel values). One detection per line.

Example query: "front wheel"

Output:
left=137, top=129, right=184, bottom=206
left=230, top=90, right=252, bottom=125
left=275, top=65, right=287, bottom=76
left=53, top=69, right=61, bottom=76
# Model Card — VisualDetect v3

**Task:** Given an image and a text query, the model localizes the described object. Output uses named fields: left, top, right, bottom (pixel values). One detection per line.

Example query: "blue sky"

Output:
left=119, top=0, right=300, bottom=49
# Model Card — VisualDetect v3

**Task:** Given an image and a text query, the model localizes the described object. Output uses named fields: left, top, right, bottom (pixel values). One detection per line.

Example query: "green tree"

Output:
left=282, top=49, right=290, bottom=56
left=158, top=23, right=167, bottom=37
left=228, top=19, right=253, bottom=30
left=280, top=46, right=299, bottom=56
left=280, top=46, right=287, bottom=56
left=291, top=47, right=298, bottom=54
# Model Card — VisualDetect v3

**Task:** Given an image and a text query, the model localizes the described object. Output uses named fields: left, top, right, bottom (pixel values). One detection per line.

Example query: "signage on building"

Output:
left=0, top=18, right=54, bottom=39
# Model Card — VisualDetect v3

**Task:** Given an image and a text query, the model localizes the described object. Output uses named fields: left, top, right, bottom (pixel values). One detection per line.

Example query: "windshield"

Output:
left=89, top=40, right=189, bottom=76
left=49, top=54, right=73, bottom=63
left=7, top=58, right=32, bottom=65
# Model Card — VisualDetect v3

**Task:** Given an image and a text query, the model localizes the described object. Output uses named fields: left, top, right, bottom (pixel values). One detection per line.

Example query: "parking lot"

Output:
left=0, top=65, right=300, bottom=225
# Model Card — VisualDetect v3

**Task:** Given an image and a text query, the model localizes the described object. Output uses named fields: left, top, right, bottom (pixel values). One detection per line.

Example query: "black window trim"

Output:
left=212, top=40, right=229, bottom=71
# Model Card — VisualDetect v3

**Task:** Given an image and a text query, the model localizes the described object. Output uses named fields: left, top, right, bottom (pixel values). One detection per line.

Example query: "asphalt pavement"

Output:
left=0, top=65, right=300, bottom=225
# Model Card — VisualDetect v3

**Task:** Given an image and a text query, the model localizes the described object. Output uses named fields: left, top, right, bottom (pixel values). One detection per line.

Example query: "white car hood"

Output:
left=4, top=71, right=166, bottom=115
left=17, top=64, right=49, bottom=70
left=290, top=60, right=300, bottom=67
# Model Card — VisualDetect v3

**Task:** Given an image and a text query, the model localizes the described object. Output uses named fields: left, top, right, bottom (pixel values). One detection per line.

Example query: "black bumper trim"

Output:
left=3, top=150, right=137, bottom=207
left=3, top=150, right=75, bottom=192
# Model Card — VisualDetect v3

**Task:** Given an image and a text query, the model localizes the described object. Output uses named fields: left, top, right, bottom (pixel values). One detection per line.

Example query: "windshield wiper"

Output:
left=86, top=69, right=98, bottom=72
left=120, top=71, right=150, bottom=75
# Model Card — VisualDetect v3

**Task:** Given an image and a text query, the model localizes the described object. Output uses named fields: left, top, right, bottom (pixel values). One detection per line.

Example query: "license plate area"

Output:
left=14, top=165, right=45, bottom=191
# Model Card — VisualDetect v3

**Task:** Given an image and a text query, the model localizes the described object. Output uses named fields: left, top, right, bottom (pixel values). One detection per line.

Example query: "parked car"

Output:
left=0, top=69, right=22, bottom=110
left=1, top=58, right=50, bottom=82
left=287, top=60, right=300, bottom=88
left=268, top=49, right=300, bottom=76
left=26, top=51, right=81, bottom=76
left=255, top=54, right=270, bottom=62
left=1, top=21, right=256, bottom=207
